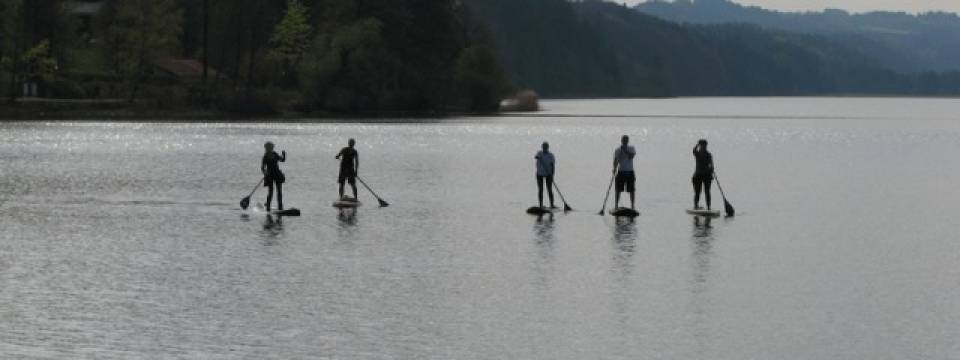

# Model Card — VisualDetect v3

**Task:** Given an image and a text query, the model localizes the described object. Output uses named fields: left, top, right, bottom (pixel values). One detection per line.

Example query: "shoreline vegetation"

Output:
left=3, top=0, right=960, bottom=122
left=1, top=0, right=514, bottom=120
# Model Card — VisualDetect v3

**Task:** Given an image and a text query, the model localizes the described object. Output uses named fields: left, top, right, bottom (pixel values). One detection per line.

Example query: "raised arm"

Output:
left=280, top=150, right=286, bottom=162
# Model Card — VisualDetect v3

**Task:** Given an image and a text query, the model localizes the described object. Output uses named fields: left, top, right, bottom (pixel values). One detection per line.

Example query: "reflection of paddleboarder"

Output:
left=535, top=142, right=556, bottom=209
left=692, top=139, right=714, bottom=210
left=336, top=138, right=359, bottom=200
left=613, top=135, right=637, bottom=210
left=261, top=142, right=286, bottom=211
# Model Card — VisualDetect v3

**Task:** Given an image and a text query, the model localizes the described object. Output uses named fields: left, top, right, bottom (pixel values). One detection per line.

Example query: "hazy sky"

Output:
left=626, top=0, right=960, bottom=14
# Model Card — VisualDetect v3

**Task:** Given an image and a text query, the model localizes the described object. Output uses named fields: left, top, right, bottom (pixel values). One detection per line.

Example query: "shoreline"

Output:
left=0, top=100, right=501, bottom=122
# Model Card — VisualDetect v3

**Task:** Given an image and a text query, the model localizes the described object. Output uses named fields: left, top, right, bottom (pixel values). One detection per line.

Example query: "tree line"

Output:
left=0, top=0, right=512, bottom=114
left=465, top=0, right=960, bottom=98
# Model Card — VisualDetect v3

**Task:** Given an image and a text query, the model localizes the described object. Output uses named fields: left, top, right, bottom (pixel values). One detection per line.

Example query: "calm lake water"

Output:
left=1, top=97, right=959, bottom=359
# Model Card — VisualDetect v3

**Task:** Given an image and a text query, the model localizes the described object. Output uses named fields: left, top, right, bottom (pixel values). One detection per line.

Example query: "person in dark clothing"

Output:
left=534, top=142, right=556, bottom=209
left=613, top=135, right=637, bottom=210
left=692, top=139, right=714, bottom=210
left=261, top=142, right=286, bottom=211
left=336, top=138, right=359, bottom=200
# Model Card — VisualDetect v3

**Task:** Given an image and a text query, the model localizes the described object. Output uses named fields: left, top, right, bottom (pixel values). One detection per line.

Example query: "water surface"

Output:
left=1, top=97, right=958, bottom=359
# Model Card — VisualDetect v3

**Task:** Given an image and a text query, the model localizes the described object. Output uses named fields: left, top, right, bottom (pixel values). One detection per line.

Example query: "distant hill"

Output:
left=464, top=0, right=960, bottom=98
left=636, top=0, right=960, bottom=72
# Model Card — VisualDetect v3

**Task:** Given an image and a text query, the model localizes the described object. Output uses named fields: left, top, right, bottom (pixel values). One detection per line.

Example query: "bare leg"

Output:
left=630, top=191, right=635, bottom=210
left=351, top=180, right=358, bottom=200
left=339, top=182, right=345, bottom=199
left=276, top=182, right=283, bottom=210
left=266, top=183, right=274, bottom=211
left=693, top=178, right=702, bottom=209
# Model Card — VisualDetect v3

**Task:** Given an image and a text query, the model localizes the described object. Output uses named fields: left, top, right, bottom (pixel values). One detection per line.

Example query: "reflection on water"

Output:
left=690, top=216, right=714, bottom=293
left=533, top=213, right=555, bottom=249
left=337, top=209, right=359, bottom=240
left=260, top=215, right=284, bottom=245
left=3, top=98, right=960, bottom=359
left=689, top=216, right=716, bottom=356
left=612, top=219, right=637, bottom=271
left=532, top=214, right=556, bottom=289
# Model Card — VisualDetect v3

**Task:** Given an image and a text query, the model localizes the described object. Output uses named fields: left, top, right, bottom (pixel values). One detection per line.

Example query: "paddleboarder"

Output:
left=336, top=138, right=359, bottom=200
left=692, top=139, right=715, bottom=210
left=535, top=142, right=556, bottom=209
left=613, top=135, right=637, bottom=210
left=261, top=142, right=286, bottom=211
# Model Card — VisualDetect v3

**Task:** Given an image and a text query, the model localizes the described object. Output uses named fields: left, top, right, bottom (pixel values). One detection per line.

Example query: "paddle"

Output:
left=552, top=181, right=574, bottom=212
left=240, top=178, right=264, bottom=210
left=356, top=176, right=389, bottom=207
left=713, top=172, right=735, bottom=217
left=598, top=167, right=617, bottom=216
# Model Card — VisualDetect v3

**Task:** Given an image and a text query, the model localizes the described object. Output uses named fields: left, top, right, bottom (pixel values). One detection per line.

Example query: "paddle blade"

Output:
left=378, top=199, right=390, bottom=207
left=724, top=200, right=735, bottom=217
left=240, top=196, right=251, bottom=210
left=564, top=203, right=573, bottom=212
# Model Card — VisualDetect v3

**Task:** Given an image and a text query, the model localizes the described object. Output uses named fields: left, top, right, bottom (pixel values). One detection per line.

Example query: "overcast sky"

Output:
left=625, top=0, right=960, bottom=14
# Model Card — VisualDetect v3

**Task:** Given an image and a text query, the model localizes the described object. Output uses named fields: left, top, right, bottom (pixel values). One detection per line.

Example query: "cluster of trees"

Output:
left=465, top=0, right=960, bottom=98
left=1, top=0, right=511, bottom=114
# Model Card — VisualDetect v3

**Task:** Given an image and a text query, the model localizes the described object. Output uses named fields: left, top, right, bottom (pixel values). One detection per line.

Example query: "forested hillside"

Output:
left=0, top=0, right=511, bottom=115
left=637, top=0, right=960, bottom=73
left=465, top=0, right=960, bottom=98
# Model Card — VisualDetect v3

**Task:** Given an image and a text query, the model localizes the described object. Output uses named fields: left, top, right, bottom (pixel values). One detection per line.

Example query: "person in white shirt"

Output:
left=535, top=142, right=556, bottom=209
left=613, top=135, right=637, bottom=210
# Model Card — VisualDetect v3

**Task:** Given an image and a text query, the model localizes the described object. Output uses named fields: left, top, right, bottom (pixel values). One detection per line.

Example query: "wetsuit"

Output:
left=262, top=151, right=286, bottom=210
left=692, top=147, right=713, bottom=209
left=535, top=150, right=556, bottom=208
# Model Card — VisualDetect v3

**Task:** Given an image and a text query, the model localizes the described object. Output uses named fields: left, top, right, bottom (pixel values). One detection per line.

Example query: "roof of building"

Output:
left=154, top=58, right=219, bottom=80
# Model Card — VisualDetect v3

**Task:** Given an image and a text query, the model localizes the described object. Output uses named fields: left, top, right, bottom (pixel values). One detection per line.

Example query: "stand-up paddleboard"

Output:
left=252, top=203, right=301, bottom=216
left=272, top=208, right=301, bottom=216
left=333, top=197, right=362, bottom=209
left=609, top=207, right=640, bottom=217
left=526, top=206, right=559, bottom=215
left=686, top=208, right=721, bottom=217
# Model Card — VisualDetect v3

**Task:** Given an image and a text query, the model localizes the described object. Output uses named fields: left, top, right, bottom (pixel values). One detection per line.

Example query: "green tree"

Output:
left=1, top=0, right=21, bottom=99
left=101, top=0, right=182, bottom=101
left=21, top=39, right=57, bottom=83
left=454, top=45, right=511, bottom=111
left=269, top=0, right=312, bottom=87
